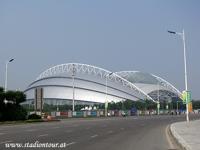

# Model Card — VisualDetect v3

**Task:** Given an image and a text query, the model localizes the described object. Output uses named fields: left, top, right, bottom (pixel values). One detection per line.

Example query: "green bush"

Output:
left=28, top=114, right=41, bottom=120
left=0, top=105, right=27, bottom=121
left=0, top=87, right=28, bottom=121
left=14, top=106, right=27, bottom=120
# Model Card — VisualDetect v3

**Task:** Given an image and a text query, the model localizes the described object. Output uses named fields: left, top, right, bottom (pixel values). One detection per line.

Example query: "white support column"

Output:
left=72, top=64, right=76, bottom=112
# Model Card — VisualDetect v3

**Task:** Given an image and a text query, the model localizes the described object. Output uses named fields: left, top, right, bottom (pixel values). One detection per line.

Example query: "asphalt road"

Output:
left=0, top=115, right=199, bottom=150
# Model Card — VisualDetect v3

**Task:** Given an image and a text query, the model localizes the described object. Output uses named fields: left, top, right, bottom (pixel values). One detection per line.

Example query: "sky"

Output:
left=0, top=0, right=199, bottom=99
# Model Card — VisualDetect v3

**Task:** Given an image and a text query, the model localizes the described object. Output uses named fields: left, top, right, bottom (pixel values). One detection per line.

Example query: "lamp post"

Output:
left=4, top=59, right=14, bottom=104
left=168, top=29, right=189, bottom=122
left=176, top=100, right=179, bottom=115
left=4, top=59, right=14, bottom=93
left=105, top=72, right=113, bottom=117
left=176, top=100, right=182, bottom=115
left=157, top=82, right=160, bottom=115
left=56, top=99, right=59, bottom=111
left=72, top=64, right=76, bottom=112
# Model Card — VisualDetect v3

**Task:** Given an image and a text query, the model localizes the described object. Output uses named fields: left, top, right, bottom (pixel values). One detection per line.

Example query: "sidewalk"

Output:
left=170, top=119, right=200, bottom=150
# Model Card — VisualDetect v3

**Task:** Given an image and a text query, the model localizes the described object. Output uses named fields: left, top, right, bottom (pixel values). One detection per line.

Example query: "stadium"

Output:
left=24, top=63, right=182, bottom=110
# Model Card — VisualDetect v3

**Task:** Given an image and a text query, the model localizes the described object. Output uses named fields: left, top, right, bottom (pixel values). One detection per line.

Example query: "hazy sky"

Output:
left=0, top=0, right=199, bottom=99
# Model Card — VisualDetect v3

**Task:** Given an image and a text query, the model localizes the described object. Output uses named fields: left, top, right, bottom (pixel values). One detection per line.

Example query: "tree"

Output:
left=124, top=100, right=134, bottom=110
left=192, top=100, right=200, bottom=109
left=0, top=87, right=27, bottom=121
left=0, top=87, right=3, bottom=93
left=5, top=90, right=26, bottom=104
left=145, top=100, right=156, bottom=110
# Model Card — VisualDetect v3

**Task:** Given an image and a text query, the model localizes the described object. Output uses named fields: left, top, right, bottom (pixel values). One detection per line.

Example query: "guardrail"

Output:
left=30, top=109, right=190, bottom=119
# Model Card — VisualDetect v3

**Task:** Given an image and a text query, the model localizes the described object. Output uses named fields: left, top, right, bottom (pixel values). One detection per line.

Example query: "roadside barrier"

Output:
left=47, top=109, right=182, bottom=119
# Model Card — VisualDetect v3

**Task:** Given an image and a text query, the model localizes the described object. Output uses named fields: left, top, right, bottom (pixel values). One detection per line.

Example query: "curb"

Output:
left=169, top=123, right=191, bottom=150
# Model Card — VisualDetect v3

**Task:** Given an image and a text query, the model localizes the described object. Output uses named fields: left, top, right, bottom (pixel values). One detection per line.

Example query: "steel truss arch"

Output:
left=150, top=74, right=182, bottom=97
left=36, top=63, right=155, bottom=102
left=115, top=71, right=182, bottom=98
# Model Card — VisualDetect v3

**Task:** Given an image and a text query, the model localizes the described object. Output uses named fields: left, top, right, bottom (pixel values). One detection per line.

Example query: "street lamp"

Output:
left=72, top=64, right=76, bottom=112
left=175, top=99, right=182, bottom=115
left=168, top=29, right=189, bottom=122
left=4, top=58, right=14, bottom=92
left=56, top=99, right=59, bottom=111
left=176, top=100, right=179, bottom=115
left=157, top=82, right=160, bottom=115
left=105, top=72, right=113, bottom=117
left=4, top=58, right=14, bottom=104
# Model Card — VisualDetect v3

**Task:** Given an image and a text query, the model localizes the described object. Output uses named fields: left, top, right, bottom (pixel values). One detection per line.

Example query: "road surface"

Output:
left=0, top=115, right=199, bottom=150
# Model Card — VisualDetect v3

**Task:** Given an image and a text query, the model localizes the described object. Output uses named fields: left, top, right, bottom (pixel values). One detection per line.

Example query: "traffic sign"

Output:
left=188, top=102, right=193, bottom=112
left=181, top=91, right=191, bottom=104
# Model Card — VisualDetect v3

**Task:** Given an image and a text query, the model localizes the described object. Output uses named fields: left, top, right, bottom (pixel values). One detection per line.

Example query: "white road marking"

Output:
left=52, top=127, right=60, bottom=129
left=65, top=130, right=73, bottom=133
left=0, top=140, right=12, bottom=145
left=0, top=133, right=5, bottom=135
left=38, top=134, right=48, bottom=137
left=91, top=134, right=98, bottom=138
left=26, top=129, right=37, bottom=132
left=21, top=126, right=32, bottom=129
left=108, top=130, right=113, bottom=134
left=66, top=142, right=76, bottom=146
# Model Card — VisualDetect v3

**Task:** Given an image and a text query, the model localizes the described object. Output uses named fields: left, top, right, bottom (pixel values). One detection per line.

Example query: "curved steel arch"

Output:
left=115, top=71, right=182, bottom=98
left=36, top=63, right=155, bottom=102
left=150, top=74, right=182, bottom=97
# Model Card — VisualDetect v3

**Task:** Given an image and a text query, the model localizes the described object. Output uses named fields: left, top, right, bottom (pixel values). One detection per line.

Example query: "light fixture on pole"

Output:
left=4, top=58, right=14, bottom=93
left=105, top=72, right=113, bottom=117
left=168, top=29, right=189, bottom=122
left=4, top=58, right=14, bottom=104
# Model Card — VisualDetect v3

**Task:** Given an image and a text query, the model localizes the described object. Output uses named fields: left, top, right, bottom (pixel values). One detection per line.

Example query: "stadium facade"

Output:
left=24, top=63, right=182, bottom=109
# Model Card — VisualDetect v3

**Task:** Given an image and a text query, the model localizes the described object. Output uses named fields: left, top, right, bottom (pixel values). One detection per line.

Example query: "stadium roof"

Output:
left=26, top=63, right=182, bottom=103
